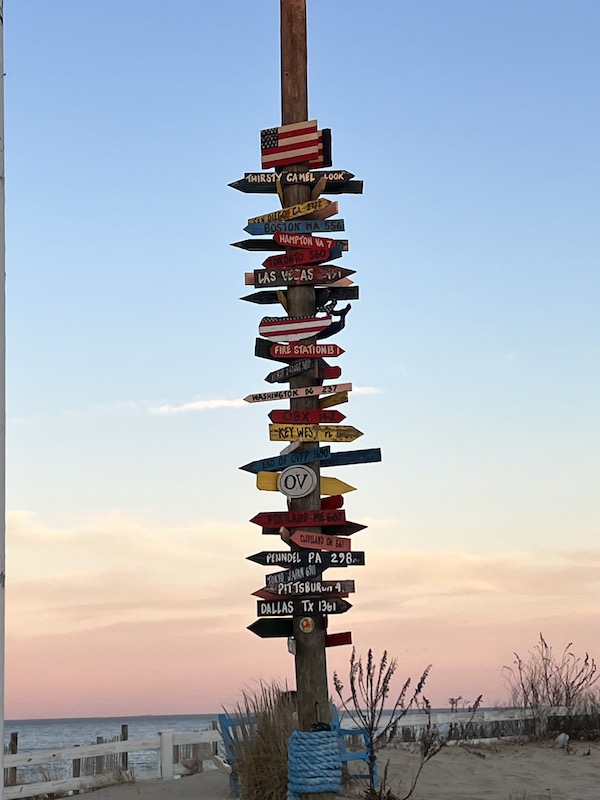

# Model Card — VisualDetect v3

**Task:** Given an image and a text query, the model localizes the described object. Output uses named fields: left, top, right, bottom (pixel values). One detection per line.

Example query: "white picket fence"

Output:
left=3, top=728, right=222, bottom=799
left=2, top=706, right=576, bottom=798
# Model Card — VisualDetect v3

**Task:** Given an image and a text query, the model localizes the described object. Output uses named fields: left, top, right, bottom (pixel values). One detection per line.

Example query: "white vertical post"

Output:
left=0, top=2, right=6, bottom=798
left=158, top=731, right=174, bottom=780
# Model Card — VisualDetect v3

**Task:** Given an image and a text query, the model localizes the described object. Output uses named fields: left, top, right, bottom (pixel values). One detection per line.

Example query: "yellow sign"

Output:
left=268, top=423, right=363, bottom=443
left=247, top=198, right=332, bottom=226
left=256, top=471, right=356, bottom=496
left=319, top=391, right=349, bottom=410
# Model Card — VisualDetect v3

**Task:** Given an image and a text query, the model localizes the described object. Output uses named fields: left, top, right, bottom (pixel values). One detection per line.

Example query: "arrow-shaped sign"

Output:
left=247, top=198, right=333, bottom=226
left=289, top=530, right=352, bottom=553
left=265, top=563, right=327, bottom=586
left=247, top=618, right=294, bottom=638
left=270, top=342, right=344, bottom=359
left=269, top=409, right=345, bottom=425
left=260, top=521, right=366, bottom=537
left=322, top=448, right=382, bottom=467
left=319, top=391, right=349, bottom=409
left=262, top=245, right=342, bottom=270
left=230, top=170, right=359, bottom=194
left=244, top=219, right=346, bottom=236
left=231, top=238, right=349, bottom=253
left=240, top=286, right=358, bottom=306
left=240, top=446, right=331, bottom=475
left=243, top=383, right=352, bottom=404
left=250, top=509, right=346, bottom=528
left=274, top=231, right=347, bottom=251
left=256, top=471, right=356, bottom=496
left=263, top=579, right=355, bottom=597
left=325, top=631, right=353, bottom=647
left=247, top=550, right=365, bottom=568
left=269, top=424, right=363, bottom=443
left=257, top=597, right=352, bottom=617
left=321, top=495, right=344, bottom=510
left=264, top=359, right=313, bottom=383
left=249, top=265, right=355, bottom=288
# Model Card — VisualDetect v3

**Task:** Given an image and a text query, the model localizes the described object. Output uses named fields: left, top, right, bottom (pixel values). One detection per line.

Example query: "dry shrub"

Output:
left=226, top=681, right=297, bottom=800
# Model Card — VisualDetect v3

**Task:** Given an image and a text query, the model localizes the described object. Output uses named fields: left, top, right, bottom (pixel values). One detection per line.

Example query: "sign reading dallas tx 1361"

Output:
left=229, top=116, right=382, bottom=642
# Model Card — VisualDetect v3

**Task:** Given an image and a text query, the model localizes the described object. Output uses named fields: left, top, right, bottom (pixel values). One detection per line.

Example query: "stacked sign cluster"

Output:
left=229, top=120, right=382, bottom=644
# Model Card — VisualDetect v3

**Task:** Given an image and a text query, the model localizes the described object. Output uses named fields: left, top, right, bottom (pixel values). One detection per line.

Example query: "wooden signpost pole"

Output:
left=280, top=0, right=333, bottom=755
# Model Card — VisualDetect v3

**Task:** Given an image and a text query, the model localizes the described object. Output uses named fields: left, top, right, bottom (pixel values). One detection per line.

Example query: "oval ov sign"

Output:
left=277, top=465, right=318, bottom=498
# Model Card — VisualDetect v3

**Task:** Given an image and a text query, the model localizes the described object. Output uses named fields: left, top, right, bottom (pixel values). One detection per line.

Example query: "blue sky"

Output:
left=3, top=1, right=599, bottom=717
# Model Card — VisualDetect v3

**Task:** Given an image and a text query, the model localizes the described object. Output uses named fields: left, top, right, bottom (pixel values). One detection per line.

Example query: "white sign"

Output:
left=276, top=465, right=318, bottom=498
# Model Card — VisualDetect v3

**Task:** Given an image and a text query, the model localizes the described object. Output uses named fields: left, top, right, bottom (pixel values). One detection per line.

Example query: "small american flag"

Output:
left=260, top=120, right=320, bottom=169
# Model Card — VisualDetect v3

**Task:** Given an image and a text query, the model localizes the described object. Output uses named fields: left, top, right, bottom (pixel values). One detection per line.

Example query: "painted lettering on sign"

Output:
left=243, top=383, right=352, bottom=404
left=290, top=530, right=352, bottom=553
left=276, top=465, right=318, bottom=498
left=245, top=219, right=346, bottom=236
left=268, top=424, right=363, bottom=443
left=247, top=198, right=331, bottom=226
left=251, top=509, right=346, bottom=528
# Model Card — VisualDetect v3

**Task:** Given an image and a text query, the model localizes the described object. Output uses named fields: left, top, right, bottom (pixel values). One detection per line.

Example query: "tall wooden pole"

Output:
left=280, top=0, right=333, bottom=755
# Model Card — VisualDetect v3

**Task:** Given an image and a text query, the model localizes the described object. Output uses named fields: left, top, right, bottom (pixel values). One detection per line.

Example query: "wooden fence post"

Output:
left=158, top=731, right=174, bottom=780
left=95, top=737, right=103, bottom=775
left=72, top=743, right=81, bottom=795
left=120, top=725, right=128, bottom=772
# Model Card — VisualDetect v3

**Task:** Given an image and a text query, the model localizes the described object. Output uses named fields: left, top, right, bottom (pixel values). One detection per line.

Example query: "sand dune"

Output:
left=88, top=740, right=599, bottom=800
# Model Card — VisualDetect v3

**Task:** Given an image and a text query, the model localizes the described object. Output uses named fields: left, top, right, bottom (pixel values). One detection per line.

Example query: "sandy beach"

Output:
left=87, top=740, right=600, bottom=800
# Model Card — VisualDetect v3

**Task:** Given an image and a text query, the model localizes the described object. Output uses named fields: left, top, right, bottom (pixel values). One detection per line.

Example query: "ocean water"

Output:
left=3, top=713, right=219, bottom=781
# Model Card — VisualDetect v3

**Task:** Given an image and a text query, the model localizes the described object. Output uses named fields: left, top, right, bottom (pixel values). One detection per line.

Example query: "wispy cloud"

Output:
left=148, top=397, right=246, bottom=415
left=353, top=386, right=382, bottom=395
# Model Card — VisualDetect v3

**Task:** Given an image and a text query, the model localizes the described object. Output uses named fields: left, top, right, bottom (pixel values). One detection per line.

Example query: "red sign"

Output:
left=321, top=495, right=343, bottom=510
left=325, top=631, right=353, bottom=648
left=274, top=231, right=343, bottom=251
left=262, top=247, right=331, bottom=270
left=251, top=509, right=346, bottom=528
left=289, top=529, right=351, bottom=552
left=270, top=342, right=344, bottom=359
left=268, top=409, right=346, bottom=425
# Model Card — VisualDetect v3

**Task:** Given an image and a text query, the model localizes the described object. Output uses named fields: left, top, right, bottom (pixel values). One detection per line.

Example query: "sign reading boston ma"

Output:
left=229, top=0, right=383, bottom=754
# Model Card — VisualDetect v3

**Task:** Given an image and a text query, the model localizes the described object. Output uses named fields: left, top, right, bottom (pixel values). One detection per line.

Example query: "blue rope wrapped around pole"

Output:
left=287, top=729, right=342, bottom=800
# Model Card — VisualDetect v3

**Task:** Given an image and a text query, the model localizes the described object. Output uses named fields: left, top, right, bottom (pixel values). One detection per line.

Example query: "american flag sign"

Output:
left=260, top=120, right=320, bottom=169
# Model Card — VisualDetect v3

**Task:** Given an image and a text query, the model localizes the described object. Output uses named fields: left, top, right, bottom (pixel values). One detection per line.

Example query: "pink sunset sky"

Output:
left=5, top=2, right=599, bottom=720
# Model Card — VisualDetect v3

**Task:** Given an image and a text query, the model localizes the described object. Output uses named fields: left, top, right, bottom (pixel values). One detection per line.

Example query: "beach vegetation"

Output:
left=333, top=648, right=483, bottom=799
left=503, top=633, right=599, bottom=738
left=222, top=680, right=297, bottom=800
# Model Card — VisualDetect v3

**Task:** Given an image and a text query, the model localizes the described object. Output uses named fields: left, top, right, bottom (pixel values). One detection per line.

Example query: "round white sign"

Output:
left=276, top=465, right=318, bottom=498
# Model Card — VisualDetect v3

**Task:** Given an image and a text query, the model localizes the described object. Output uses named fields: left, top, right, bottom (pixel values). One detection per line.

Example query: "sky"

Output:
left=3, top=0, right=599, bottom=719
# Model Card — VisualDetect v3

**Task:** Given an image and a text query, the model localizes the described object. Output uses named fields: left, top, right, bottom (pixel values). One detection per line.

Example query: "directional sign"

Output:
left=257, top=597, right=351, bottom=617
left=326, top=632, right=353, bottom=647
left=318, top=362, right=342, bottom=380
left=247, top=550, right=365, bottom=568
left=252, top=578, right=355, bottom=599
left=289, top=530, right=352, bottom=553
left=243, top=383, right=352, bottom=403
left=274, top=231, right=345, bottom=251
left=319, top=391, right=349, bottom=409
left=255, top=339, right=344, bottom=366
left=321, top=495, right=344, bottom=510
left=264, top=359, right=313, bottom=384
left=322, top=448, right=383, bottom=468
left=230, top=170, right=360, bottom=194
left=269, top=409, right=345, bottom=425
left=232, top=238, right=349, bottom=253
left=251, top=508, right=346, bottom=528
left=262, top=246, right=341, bottom=270
left=256, top=471, right=355, bottom=496
left=259, top=315, right=332, bottom=342
left=260, top=520, right=366, bottom=537
left=249, top=265, right=355, bottom=288
left=247, top=618, right=294, bottom=638
left=247, top=199, right=333, bottom=226
left=240, top=446, right=331, bottom=474
left=270, top=342, right=344, bottom=359
left=245, top=219, right=346, bottom=236
left=269, top=424, right=363, bottom=443
left=265, top=562, right=327, bottom=586
left=267, top=579, right=355, bottom=597
left=240, top=286, right=358, bottom=306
